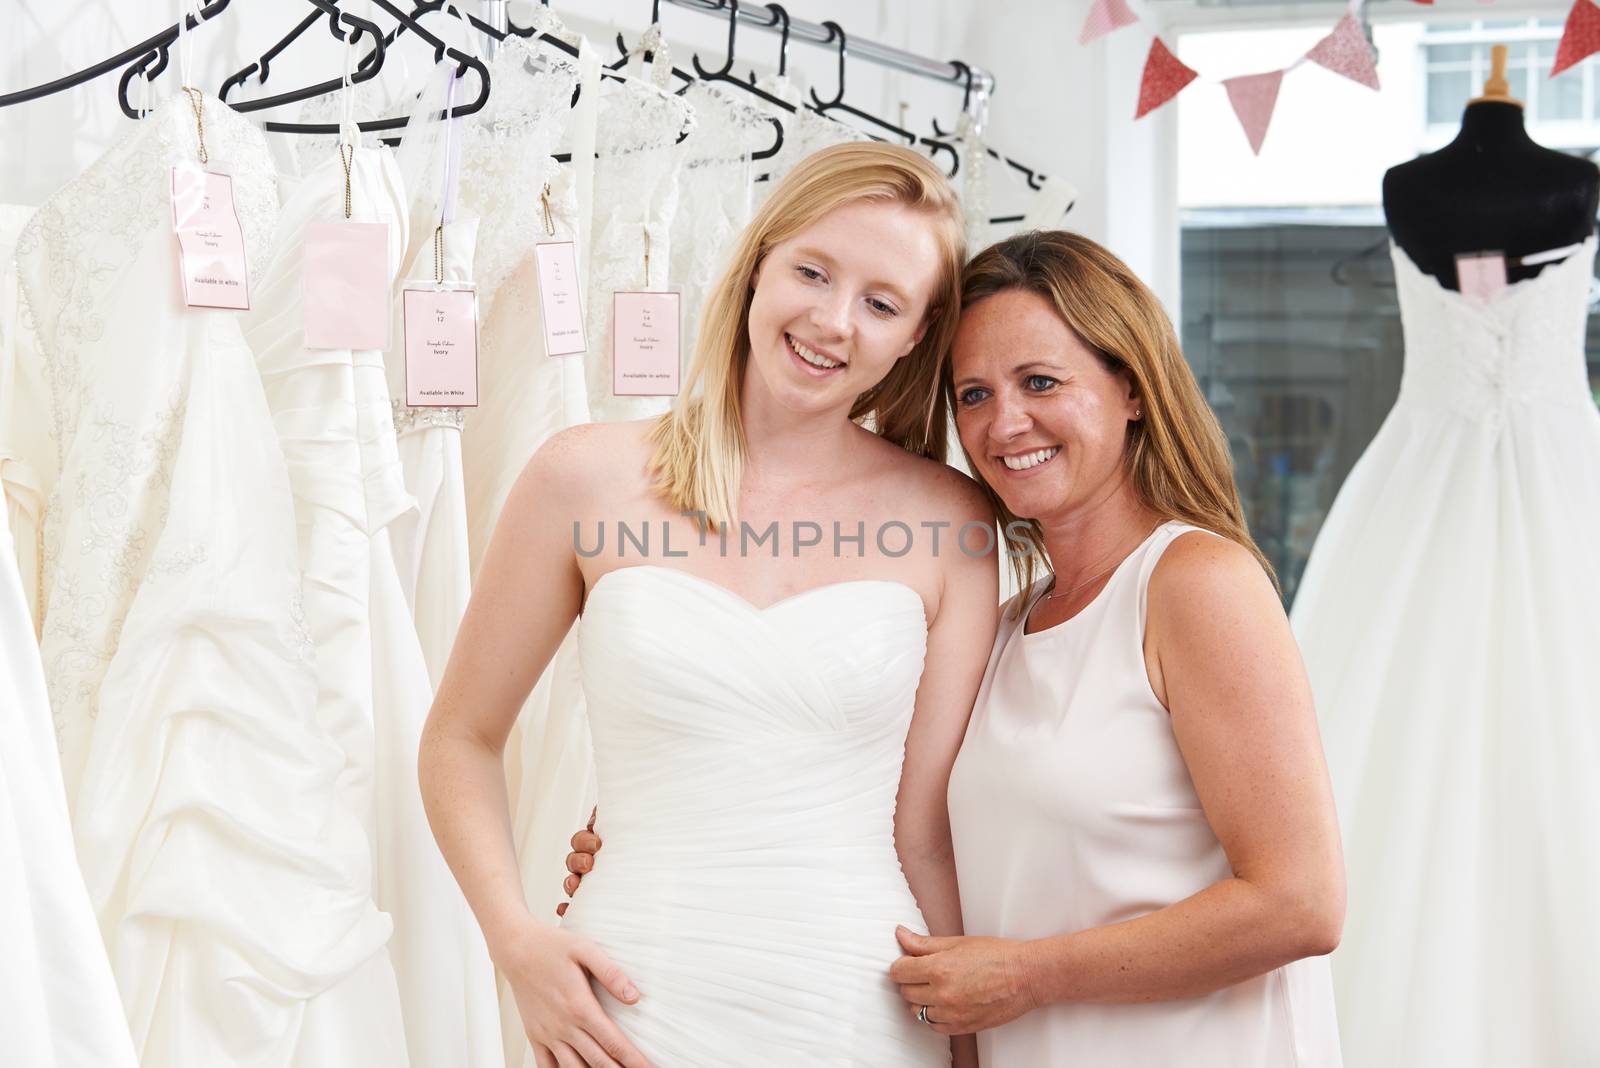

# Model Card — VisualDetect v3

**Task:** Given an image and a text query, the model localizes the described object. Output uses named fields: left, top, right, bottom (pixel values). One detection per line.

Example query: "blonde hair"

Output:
left=947, top=230, right=1277, bottom=595
left=648, top=142, right=966, bottom=529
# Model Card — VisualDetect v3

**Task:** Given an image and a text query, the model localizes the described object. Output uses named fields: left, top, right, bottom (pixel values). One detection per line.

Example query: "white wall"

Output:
left=1177, top=22, right=1429, bottom=209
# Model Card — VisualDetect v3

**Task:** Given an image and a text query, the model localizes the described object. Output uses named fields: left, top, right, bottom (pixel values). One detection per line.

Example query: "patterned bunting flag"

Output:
left=1306, top=12, right=1381, bottom=90
left=1223, top=70, right=1285, bottom=155
left=1553, top=0, right=1600, bottom=77
left=1135, top=39, right=1199, bottom=119
left=1080, top=0, right=1140, bottom=45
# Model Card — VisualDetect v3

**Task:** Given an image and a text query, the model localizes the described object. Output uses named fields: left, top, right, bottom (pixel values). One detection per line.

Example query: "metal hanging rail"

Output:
left=662, top=0, right=995, bottom=103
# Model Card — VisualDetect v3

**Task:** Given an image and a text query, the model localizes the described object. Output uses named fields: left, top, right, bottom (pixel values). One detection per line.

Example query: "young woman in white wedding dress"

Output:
left=568, top=230, right=1347, bottom=1068
left=419, top=143, right=997, bottom=1068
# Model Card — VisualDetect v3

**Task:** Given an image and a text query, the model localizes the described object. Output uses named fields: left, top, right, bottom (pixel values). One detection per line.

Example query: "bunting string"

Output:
left=1084, top=0, right=1600, bottom=155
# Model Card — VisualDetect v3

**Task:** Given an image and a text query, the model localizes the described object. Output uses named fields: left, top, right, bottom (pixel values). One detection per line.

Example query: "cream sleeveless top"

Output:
left=948, top=521, right=1342, bottom=1066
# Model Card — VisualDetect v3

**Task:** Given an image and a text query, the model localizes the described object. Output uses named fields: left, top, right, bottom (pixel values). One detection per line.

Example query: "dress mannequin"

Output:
left=1382, top=44, right=1599, bottom=288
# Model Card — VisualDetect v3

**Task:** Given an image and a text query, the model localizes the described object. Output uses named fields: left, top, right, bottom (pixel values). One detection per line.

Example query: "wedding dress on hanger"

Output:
left=0, top=204, right=49, bottom=626
left=243, top=138, right=501, bottom=1068
left=291, top=55, right=480, bottom=687
left=0, top=210, right=137, bottom=1068
left=13, top=90, right=408, bottom=1067
left=583, top=27, right=694, bottom=424
left=1291, top=238, right=1600, bottom=1066
left=456, top=33, right=589, bottom=579
left=669, top=80, right=770, bottom=360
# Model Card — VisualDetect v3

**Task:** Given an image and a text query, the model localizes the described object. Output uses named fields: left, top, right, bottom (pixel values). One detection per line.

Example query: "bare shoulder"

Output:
left=534, top=418, right=653, bottom=473
left=522, top=418, right=656, bottom=508
left=1148, top=529, right=1284, bottom=638
left=877, top=444, right=995, bottom=527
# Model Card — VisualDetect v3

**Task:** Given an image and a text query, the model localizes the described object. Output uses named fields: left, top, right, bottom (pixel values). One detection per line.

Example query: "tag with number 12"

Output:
left=403, top=283, right=479, bottom=407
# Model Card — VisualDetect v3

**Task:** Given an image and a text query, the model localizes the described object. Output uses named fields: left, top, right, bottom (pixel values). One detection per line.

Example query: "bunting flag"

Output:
left=1223, top=70, right=1285, bottom=154
left=1135, top=39, right=1199, bottom=118
left=1079, top=0, right=1139, bottom=45
left=1553, top=0, right=1600, bottom=77
left=1307, top=12, right=1381, bottom=90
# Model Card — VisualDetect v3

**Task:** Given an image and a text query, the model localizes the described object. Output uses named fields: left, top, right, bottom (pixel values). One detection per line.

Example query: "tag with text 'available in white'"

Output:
left=170, top=162, right=250, bottom=310
left=304, top=219, right=391, bottom=350
left=534, top=240, right=587, bottom=357
left=612, top=290, right=681, bottom=397
left=402, top=283, right=479, bottom=407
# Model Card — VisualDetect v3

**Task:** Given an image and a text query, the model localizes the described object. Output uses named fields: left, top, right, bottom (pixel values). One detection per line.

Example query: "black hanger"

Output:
left=219, top=2, right=388, bottom=116
left=689, top=1, right=787, bottom=162
left=806, top=22, right=959, bottom=174
left=110, top=0, right=490, bottom=128
left=746, top=1, right=791, bottom=82
left=0, top=0, right=231, bottom=111
left=252, top=1, right=492, bottom=135
left=932, top=62, right=1046, bottom=191
left=1330, top=238, right=1394, bottom=288
left=220, top=1, right=335, bottom=102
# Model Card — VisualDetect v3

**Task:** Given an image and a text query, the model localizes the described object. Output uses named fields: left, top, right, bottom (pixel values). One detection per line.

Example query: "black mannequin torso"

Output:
left=1382, top=101, right=1599, bottom=290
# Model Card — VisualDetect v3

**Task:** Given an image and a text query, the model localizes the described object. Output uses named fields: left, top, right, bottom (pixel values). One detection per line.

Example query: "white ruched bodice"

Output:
left=559, top=565, right=949, bottom=1067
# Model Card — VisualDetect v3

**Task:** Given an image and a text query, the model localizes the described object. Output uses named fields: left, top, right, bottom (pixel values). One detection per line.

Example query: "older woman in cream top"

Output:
left=895, top=230, right=1344, bottom=1066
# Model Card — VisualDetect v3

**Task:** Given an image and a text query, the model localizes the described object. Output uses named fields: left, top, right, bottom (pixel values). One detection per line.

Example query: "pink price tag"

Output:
left=1455, top=252, right=1508, bottom=305
left=304, top=220, right=391, bottom=350
left=403, top=285, right=479, bottom=407
left=612, top=290, right=681, bottom=397
left=534, top=240, right=587, bottom=357
left=170, top=164, right=250, bottom=310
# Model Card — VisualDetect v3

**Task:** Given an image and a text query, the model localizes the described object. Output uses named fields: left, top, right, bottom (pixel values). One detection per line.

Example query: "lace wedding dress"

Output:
left=243, top=142, right=501, bottom=1068
left=1, top=212, right=136, bottom=1068
left=582, top=45, right=694, bottom=424
left=559, top=566, right=950, bottom=1066
left=668, top=81, right=769, bottom=361
left=1, top=202, right=54, bottom=628
left=1291, top=238, right=1600, bottom=1066
left=13, top=91, right=408, bottom=1067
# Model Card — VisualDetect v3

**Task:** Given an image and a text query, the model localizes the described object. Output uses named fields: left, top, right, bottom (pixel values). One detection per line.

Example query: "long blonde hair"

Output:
left=648, top=142, right=966, bottom=530
left=947, top=230, right=1276, bottom=594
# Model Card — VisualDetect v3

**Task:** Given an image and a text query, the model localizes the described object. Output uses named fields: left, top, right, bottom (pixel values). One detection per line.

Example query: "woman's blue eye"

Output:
left=868, top=298, right=898, bottom=317
left=958, top=387, right=990, bottom=406
left=796, top=265, right=823, bottom=281
left=1024, top=374, right=1057, bottom=391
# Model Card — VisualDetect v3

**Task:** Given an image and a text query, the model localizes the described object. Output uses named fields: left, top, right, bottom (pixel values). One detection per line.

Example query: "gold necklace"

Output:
left=1039, top=521, right=1165, bottom=605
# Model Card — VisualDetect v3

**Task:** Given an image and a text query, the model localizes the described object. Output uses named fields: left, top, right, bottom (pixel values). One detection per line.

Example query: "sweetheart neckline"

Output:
left=586, top=564, right=927, bottom=621
left=1389, top=234, right=1596, bottom=312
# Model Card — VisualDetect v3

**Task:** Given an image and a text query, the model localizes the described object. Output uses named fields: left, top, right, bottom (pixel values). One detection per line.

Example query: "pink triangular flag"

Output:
left=1135, top=39, right=1199, bottom=119
left=1306, top=13, right=1381, bottom=90
left=1553, top=0, right=1600, bottom=77
left=1080, top=0, right=1139, bottom=45
left=1223, top=70, right=1284, bottom=155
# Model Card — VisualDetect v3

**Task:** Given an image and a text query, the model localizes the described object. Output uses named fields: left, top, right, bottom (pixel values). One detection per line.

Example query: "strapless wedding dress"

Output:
left=1292, top=239, right=1600, bottom=1065
left=559, top=565, right=950, bottom=1067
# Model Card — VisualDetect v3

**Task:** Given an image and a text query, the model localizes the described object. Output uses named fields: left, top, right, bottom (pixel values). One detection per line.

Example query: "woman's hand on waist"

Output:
left=889, top=925, right=1039, bottom=1036
left=557, top=809, right=601, bottom=918
left=497, top=916, right=650, bottom=1068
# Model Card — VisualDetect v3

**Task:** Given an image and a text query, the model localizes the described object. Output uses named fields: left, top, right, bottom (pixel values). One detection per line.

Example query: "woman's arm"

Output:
left=892, top=531, right=1344, bottom=1035
left=893, top=477, right=999, bottom=1064
left=418, top=427, right=652, bottom=1068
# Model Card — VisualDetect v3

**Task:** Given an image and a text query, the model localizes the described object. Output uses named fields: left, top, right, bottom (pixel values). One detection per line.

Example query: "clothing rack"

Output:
left=660, top=0, right=996, bottom=109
